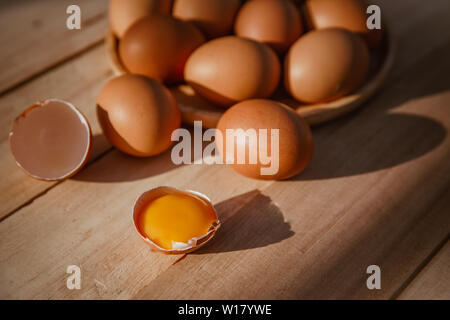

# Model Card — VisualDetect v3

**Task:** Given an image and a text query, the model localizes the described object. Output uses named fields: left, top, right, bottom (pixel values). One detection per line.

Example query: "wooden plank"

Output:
left=397, top=240, right=450, bottom=300
left=0, top=45, right=113, bottom=220
left=135, top=185, right=450, bottom=299
left=0, top=150, right=272, bottom=299
left=0, top=0, right=108, bottom=93
left=134, top=44, right=450, bottom=299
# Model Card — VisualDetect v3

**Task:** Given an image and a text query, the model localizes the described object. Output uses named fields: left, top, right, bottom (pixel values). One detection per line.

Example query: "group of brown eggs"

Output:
left=7, top=0, right=383, bottom=255
left=9, top=0, right=383, bottom=183
left=99, top=0, right=382, bottom=180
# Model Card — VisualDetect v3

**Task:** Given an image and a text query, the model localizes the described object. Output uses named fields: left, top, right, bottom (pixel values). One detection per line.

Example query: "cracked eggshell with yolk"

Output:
left=133, top=186, right=221, bottom=254
left=9, top=99, right=92, bottom=181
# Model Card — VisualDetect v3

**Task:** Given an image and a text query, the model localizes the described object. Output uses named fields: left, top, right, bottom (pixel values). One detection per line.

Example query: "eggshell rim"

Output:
left=9, top=99, right=93, bottom=181
left=132, top=186, right=221, bottom=254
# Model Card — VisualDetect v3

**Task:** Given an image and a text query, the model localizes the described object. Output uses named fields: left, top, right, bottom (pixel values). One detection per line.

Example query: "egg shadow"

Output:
left=288, top=39, right=450, bottom=181
left=73, top=144, right=179, bottom=183
left=72, top=126, right=217, bottom=183
left=194, top=190, right=294, bottom=254
left=86, top=133, right=111, bottom=160
left=291, top=113, right=447, bottom=181
left=184, top=81, right=237, bottom=107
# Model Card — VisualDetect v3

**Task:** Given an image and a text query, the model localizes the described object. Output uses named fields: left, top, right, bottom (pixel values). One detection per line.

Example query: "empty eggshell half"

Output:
left=9, top=99, right=92, bottom=181
left=133, top=186, right=221, bottom=254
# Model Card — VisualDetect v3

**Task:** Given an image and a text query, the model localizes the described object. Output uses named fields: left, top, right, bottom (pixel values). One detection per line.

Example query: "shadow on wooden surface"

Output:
left=291, top=41, right=450, bottom=181
left=72, top=122, right=227, bottom=182
left=283, top=188, right=450, bottom=300
left=296, top=113, right=446, bottom=181
left=72, top=133, right=179, bottom=182
left=194, top=190, right=294, bottom=254
left=72, top=124, right=208, bottom=182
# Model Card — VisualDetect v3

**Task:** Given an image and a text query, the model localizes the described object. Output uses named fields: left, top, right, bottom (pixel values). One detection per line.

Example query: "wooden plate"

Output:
left=106, top=30, right=394, bottom=128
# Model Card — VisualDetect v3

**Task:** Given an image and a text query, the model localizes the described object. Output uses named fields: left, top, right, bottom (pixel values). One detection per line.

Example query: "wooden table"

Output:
left=0, top=0, right=449, bottom=300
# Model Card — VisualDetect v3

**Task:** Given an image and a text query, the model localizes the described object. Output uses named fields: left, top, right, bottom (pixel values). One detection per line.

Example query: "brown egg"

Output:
left=133, top=186, right=220, bottom=254
left=216, top=99, right=314, bottom=180
left=119, top=14, right=205, bottom=84
left=184, top=36, right=280, bottom=107
left=172, top=0, right=241, bottom=39
left=284, top=28, right=369, bottom=103
left=235, top=0, right=303, bottom=53
left=97, top=74, right=181, bottom=157
left=109, top=0, right=172, bottom=38
left=9, top=99, right=92, bottom=181
left=304, top=0, right=383, bottom=48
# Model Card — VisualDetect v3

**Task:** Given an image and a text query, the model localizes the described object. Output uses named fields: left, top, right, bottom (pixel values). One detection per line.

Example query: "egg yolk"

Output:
left=138, top=194, right=217, bottom=250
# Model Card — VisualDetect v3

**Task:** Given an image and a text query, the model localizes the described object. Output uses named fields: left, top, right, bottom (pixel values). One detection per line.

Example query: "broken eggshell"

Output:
left=133, top=186, right=221, bottom=254
left=9, top=99, right=92, bottom=181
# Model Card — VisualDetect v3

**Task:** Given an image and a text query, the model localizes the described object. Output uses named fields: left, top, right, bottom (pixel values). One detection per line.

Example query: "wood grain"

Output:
left=397, top=240, right=450, bottom=300
left=0, top=0, right=108, bottom=93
